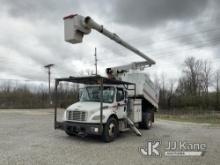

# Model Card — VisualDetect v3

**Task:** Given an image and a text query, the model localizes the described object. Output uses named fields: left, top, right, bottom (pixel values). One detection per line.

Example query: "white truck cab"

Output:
left=64, top=85, right=127, bottom=124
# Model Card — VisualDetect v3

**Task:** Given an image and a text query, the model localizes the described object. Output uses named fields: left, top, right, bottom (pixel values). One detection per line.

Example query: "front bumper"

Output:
left=63, top=121, right=103, bottom=135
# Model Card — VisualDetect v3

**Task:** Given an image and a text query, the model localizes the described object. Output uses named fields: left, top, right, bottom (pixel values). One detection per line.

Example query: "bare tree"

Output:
left=183, top=57, right=203, bottom=95
left=201, top=60, right=212, bottom=107
left=161, top=73, right=166, bottom=94
left=159, top=73, right=167, bottom=108
left=167, top=79, right=176, bottom=109
left=202, top=60, right=212, bottom=94
left=214, top=69, right=220, bottom=110
left=176, top=77, right=188, bottom=96
left=153, top=74, right=160, bottom=92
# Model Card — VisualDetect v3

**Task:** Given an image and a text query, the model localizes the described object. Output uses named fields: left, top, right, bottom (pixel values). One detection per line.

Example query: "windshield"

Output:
left=80, top=86, right=115, bottom=103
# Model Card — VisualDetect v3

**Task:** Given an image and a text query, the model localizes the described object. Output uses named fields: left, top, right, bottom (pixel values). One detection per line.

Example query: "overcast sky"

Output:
left=0, top=0, right=220, bottom=84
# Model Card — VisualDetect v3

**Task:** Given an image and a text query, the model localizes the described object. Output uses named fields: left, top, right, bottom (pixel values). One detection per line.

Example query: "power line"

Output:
left=125, top=15, right=220, bottom=44
left=96, top=24, right=220, bottom=62
left=98, top=36, right=220, bottom=63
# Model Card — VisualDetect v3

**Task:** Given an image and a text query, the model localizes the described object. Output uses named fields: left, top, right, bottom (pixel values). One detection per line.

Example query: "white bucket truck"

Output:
left=54, top=14, right=159, bottom=142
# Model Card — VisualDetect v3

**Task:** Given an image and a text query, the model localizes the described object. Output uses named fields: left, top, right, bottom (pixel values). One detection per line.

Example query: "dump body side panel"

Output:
left=121, top=72, right=159, bottom=111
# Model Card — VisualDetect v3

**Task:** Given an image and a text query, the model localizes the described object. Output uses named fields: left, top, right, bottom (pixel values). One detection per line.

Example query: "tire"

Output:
left=102, top=117, right=119, bottom=142
left=140, top=112, right=152, bottom=129
left=65, top=127, right=75, bottom=136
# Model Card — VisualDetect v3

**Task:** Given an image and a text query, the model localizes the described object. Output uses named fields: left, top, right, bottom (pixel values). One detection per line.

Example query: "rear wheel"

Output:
left=102, top=117, right=119, bottom=142
left=140, top=112, right=153, bottom=129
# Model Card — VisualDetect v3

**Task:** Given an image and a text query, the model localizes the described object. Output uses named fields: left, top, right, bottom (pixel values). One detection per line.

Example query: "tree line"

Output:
left=0, top=56, right=219, bottom=110
left=158, top=56, right=220, bottom=111
left=0, top=82, right=79, bottom=109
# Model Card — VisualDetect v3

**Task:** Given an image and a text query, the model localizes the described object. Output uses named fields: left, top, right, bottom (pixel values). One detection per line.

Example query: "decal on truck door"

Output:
left=116, top=88, right=126, bottom=119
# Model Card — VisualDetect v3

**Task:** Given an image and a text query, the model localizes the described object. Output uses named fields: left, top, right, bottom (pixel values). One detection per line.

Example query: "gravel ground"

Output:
left=0, top=109, right=219, bottom=165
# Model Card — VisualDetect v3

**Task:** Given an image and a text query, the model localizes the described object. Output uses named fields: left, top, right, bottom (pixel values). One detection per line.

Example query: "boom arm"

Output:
left=63, top=14, right=155, bottom=66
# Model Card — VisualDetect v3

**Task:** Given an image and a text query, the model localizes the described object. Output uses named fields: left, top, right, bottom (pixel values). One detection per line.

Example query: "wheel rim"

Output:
left=148, top=120, right=152, bottom=128
left=108, top=123, right=115, bottom=137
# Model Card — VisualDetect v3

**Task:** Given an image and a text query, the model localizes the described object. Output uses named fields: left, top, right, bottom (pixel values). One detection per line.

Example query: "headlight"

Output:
left=92, top=115, right=105, bottom=120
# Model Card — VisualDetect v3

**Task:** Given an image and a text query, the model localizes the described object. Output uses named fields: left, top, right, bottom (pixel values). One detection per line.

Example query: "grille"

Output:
left=67, top=111, right=87, bottom=121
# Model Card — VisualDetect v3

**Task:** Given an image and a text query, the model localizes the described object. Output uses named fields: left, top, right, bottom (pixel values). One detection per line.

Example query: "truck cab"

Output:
left=64, top=85, right=127, bottom=124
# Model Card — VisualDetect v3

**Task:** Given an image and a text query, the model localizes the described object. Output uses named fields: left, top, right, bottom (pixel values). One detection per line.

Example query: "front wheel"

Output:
left=102, top=117, right=119, bottom=142
left=65, top=127, right=75, bottom=136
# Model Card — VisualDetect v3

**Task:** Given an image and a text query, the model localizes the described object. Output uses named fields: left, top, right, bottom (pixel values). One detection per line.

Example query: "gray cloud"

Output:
left=116, top=0, right=220, bottom=60
left=0, top=0, right=113, bottom=22
left=0, top=0, right=78, bottom=21
left=113, top=0, right=209, bottom=28
left=0, top=0, right=220, bottom=83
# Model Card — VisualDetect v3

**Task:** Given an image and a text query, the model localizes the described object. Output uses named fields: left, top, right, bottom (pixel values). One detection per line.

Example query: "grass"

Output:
left=156, top=111, right=220, bottom=125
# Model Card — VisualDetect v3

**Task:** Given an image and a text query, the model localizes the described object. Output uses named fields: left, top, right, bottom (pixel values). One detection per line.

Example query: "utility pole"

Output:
left=94, top=47, right=98, bottom=75
left=44, top=64, right=54, bottom=105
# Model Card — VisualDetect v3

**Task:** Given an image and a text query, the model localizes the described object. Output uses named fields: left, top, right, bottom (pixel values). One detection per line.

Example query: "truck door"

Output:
left=116, top=88, right=126, bottom=119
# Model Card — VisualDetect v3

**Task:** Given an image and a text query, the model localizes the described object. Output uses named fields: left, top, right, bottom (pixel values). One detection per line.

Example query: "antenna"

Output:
left=94, top=47, right=98, bottom=75
left=44, top=64, right=54, bottom=105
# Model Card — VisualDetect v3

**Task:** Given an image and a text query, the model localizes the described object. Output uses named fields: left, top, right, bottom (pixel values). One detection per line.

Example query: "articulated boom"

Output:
left=63, top=14, right=155, bottom=66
